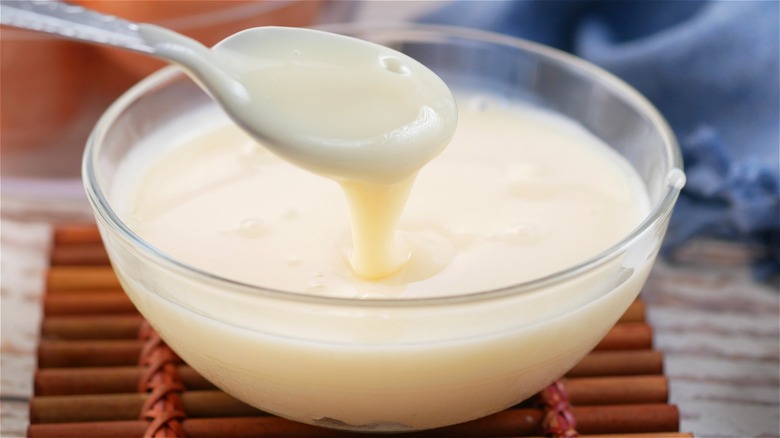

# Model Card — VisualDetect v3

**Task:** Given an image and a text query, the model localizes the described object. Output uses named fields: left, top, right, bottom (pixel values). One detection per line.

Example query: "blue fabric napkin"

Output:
left=423, top=0, right=779, bottom=280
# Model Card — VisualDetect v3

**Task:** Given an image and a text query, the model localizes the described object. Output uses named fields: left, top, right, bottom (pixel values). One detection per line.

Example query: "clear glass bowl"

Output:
left=83, top=23, right=684, bottom=432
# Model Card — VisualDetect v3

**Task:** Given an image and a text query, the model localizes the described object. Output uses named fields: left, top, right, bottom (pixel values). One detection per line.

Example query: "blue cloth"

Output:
left=423, top=0, right=780, bottom=280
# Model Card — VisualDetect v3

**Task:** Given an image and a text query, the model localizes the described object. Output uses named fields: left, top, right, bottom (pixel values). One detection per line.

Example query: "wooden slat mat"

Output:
left=28, top=224, right=691, bottom=437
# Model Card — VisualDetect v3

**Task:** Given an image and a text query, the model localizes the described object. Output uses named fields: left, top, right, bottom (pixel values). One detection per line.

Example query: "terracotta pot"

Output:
left=0, top=29, right=91, bottom=153
left=77, top=0, right=324, bottom=80
left=0, top=1, right=324, bottom=182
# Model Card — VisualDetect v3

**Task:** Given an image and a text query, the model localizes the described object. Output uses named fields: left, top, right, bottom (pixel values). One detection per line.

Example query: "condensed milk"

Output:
left=87, top=25, right=678, bottom=432
left=113, top=95, right=648, bottom=298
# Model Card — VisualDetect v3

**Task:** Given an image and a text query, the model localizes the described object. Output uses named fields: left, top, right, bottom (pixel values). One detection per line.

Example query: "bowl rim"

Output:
left=83, top=22, right=684, bottom=308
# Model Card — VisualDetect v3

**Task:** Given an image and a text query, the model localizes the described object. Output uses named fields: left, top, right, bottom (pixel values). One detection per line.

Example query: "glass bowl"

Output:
left=83, top=23, right=684, bottom=432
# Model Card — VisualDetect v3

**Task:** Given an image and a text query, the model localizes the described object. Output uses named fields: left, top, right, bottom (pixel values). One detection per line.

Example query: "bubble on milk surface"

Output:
left=356, top=290, right=391, bottom=299
left=495, top=223, right=548, bottom=245
left=240, top=140, right=263, bottom=155
left=380, top=56, right=412, bottom=76
left=239, top=140, right=274, bottom=169
left=306, top=280, right=324, bottom=290
left=234, top=218, right=267, bottom=238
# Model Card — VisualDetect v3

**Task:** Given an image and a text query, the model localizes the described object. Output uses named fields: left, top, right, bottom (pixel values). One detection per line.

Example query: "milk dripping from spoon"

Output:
left=0, top=1, right=458, bottom=278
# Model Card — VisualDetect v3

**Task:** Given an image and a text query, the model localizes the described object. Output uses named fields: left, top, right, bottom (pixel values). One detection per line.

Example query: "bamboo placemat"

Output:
left=29, top=224, right=691, bottom=438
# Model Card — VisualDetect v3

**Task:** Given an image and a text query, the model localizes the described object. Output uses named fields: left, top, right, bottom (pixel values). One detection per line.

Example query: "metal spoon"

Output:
left=0, top=0, right=457, bottom=183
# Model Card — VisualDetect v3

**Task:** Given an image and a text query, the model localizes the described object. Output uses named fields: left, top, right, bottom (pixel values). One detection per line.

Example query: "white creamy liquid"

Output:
left=138, top=25, right=458, bottom=278
left=113, top=95, right=648, bottom=298
left=107, top=92, right=660, bottom=431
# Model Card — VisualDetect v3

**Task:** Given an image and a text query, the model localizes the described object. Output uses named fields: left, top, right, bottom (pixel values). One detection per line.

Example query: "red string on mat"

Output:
left=138, top=321, right=186, bottom=438
left=540, top=380, right=579, bottom=438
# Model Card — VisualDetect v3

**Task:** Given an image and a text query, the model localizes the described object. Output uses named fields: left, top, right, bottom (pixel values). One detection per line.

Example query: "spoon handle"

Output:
left=0, top=0, right=155, bottom=54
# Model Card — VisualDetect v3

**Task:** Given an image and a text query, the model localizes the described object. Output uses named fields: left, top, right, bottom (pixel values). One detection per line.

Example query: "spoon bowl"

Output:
left=148, top=25, right=458, bottom=183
